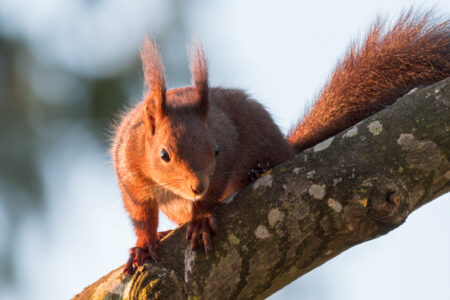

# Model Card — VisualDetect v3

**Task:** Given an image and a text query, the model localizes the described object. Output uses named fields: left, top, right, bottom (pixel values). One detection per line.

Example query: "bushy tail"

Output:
left=288, top=9, right=450, bottom=152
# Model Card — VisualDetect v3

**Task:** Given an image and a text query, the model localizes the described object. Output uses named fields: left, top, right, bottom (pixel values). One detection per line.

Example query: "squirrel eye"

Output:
left=160, top=149, right=170, bottom=162
left=214, top=144, right=220, bottom=157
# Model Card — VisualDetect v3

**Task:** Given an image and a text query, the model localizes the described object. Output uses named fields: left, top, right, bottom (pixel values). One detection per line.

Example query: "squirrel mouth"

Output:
left=179, top=193, right=205, bottom=202
left=190, top=188, right=208, bottom=201
left=189, top=184, right=209, bottom=201
left=192, top=195, right=205, bottom=201
left=166, top=185, right=208, bottom=201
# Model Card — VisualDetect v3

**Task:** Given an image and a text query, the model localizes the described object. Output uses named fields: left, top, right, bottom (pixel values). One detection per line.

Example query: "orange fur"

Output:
left=113, top=39, right=293, bottom=273
left=112, top=10, right=449, bottom=273
left=288, top=9, right=449, bottom=151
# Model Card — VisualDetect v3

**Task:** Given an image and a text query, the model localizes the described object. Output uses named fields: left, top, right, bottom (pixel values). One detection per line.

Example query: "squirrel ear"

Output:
left=141, top=36, right=167, bottom=134
left=190, top=40, right=209, bottom=119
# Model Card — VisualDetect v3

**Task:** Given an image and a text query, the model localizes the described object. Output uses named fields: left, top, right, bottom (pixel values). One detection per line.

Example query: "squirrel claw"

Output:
left=186, top=215, right=217, bottom=254
left=123, top=240, right=160, bottom=275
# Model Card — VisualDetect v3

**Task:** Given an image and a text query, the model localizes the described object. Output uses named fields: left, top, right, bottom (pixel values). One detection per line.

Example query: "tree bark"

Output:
left=73, top=78, right=450, bottom=300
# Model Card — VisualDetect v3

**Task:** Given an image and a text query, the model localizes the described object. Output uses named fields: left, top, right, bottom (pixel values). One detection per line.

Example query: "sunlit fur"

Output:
left=144, top=87, right=217, bottom=200
left=288, top=9, right=450, bottom=151
left=112, top=9, right=449, bottom=256
left=112, top=38, right=293, bottom=249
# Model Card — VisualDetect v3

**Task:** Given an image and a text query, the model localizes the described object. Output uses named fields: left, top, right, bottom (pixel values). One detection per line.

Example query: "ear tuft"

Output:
left=190, top=40, right=209, bottom=118
left=141, top=36, right=167, bottom=132
left=141, top=36, right=166, bottom=97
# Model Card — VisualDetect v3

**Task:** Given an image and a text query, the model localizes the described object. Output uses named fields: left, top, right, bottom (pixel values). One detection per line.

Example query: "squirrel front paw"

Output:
left=123, top=238, right=160, bottom=275
left=186, top=214, right=218, bottom=254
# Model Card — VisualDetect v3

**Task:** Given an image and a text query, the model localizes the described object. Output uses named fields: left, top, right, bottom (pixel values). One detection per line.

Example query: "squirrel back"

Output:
left=288, top=9, right=450, bottom=151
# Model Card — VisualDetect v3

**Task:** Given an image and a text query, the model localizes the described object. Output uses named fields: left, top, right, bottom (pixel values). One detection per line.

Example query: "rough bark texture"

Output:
left=73, top=78, right=450, bottom=300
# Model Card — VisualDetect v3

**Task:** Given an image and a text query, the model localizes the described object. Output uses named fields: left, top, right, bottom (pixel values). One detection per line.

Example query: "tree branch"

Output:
left=73, top=78, right=450, bottom=300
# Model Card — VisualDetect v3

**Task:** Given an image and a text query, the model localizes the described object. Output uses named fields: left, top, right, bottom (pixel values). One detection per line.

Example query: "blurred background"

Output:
left=0, top=0, right=449, bottom=299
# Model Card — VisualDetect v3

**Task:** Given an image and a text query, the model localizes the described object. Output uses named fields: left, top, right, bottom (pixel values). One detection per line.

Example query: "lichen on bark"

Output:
left=73, top=78, right=450, bottom=300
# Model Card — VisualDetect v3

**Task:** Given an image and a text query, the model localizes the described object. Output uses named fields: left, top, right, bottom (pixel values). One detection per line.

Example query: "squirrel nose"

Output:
left=191, top=183, right=206, bottom=195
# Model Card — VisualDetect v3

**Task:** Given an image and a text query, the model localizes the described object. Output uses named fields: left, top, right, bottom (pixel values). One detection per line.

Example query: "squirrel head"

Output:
left=140, top=37, right=218, bottom=201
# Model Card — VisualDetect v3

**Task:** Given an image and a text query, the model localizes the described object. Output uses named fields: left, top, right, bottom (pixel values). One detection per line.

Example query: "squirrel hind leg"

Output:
left=247, top=161, right=273, bottom=183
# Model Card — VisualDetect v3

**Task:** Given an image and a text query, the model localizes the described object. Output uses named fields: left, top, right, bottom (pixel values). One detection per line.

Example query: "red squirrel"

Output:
left=111, top=10, right=449, bottom=274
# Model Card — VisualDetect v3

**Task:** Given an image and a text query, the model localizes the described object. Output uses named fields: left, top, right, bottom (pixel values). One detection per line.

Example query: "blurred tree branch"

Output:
left=73, top=78, right=450, bottom=300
